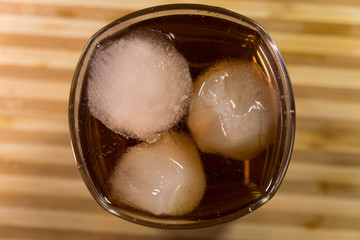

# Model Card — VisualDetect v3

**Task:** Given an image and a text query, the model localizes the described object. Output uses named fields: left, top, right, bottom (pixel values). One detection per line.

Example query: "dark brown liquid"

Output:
left=78, top=15, right=281, bottom=220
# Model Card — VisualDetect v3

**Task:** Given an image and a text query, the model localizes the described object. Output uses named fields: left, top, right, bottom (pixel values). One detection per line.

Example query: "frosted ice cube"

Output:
left=87, top=29, right=192, bottom=141
left=187, top=60, right=278, bottom=160
left=110, top=131, right=206, bottom=216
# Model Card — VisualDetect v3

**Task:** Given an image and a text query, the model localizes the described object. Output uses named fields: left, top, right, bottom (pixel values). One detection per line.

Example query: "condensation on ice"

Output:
left=87, top=29, right=192, bottom=141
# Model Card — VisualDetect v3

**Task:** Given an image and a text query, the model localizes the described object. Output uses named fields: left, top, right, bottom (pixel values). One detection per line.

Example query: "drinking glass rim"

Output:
left=69, top=3, right=295, bottom=229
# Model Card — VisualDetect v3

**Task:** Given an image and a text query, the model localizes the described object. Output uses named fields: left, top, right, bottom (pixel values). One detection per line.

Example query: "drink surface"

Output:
left=78, top=14, right=281, bottom=221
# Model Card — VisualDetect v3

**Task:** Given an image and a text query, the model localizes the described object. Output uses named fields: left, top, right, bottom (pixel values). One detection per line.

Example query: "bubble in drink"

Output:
left=110, top=131, right=206, bottom=216
left=87, top=29, right=192, bottom=141
left=187, top=60, right=277, bottom=160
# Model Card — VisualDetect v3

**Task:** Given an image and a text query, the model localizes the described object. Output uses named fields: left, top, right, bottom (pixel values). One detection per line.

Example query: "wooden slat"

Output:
left=0, top=174, right=87, bottom=198
left=0, top=65, right=73, bottom=82
left=0, top=14, right=106, bottom=38
left=0, top=33, right=87, bottom=50
left=0, top=1, right=131, bottom=22
left=295, top=98, right=360, bottom=122
left=1, top=205, right=359, bottom=240
left=0, top=142, right=74, bottom=166
left=3, top=0, right=360, bottom=25
left=0, top=77, right=71, bottom=101
left=273, top=33, right=360, bottom=57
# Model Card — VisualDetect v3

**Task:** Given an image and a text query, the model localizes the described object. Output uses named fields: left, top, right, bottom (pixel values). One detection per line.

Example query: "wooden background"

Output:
left=0, top=0, right=359, bottom=239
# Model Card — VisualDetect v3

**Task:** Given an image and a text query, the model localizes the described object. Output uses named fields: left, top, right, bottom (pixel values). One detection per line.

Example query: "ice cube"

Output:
left=110, top=131, right=206, bottom=216
left=87, top=29, right=192, bottom=141
left=187, top=60, right=278, bottom=160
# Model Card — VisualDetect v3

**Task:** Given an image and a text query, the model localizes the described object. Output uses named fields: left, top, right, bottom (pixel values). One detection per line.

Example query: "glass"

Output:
left=69, top=4, right=295, bottom=229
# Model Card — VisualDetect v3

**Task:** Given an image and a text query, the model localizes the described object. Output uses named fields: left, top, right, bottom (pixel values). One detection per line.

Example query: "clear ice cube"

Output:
left=187, top=60, right=278, bottom=160
left=110, top=131, right=206, bottom=216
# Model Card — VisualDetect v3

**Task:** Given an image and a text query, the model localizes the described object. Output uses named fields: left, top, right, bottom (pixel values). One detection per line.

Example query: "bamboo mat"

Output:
left=1, top=0, right=360, bottom=239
